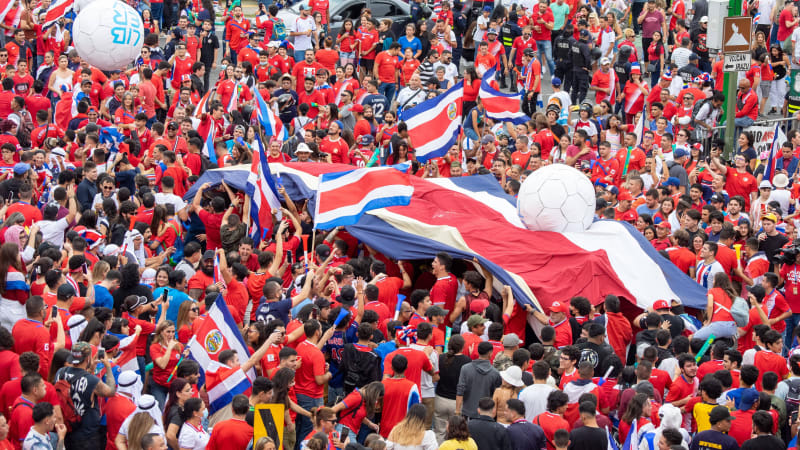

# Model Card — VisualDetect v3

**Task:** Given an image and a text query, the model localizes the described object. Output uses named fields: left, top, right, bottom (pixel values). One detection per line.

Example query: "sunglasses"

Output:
left=191, top=307, right=199, bottom=312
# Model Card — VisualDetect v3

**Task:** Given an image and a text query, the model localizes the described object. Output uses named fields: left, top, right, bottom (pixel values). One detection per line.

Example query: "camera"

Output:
left=774, top=245, right=800, bottom=266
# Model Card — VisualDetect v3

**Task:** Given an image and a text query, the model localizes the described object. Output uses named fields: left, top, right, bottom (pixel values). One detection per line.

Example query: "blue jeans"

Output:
left=536, top=40, right=555, bottom=74
left=328, top=385, right=344, bottom=406
left=294, top=50, right=309, bottom=62
left=149, top=2, right=164, bottom=29
left=785, top=313, right=800, bottom=354
left=149, top=378, right=169, bottom=411
left=734, top=116, right=755, bottom=134
left=694, top=320, right=737, bottom=340
left=379, top=82, right=396, bottom=101
left=296, top=394, right=323, bottom=450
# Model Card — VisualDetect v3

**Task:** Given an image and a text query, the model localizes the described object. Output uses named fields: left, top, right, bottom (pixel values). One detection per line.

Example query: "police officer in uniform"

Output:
left=570, top=29, right=592, bottom=105
left=613, top=46, right=632, bottom=114
left=500, top=12, right=522, bottom=90
left=553, top=24, right=574, bottom=94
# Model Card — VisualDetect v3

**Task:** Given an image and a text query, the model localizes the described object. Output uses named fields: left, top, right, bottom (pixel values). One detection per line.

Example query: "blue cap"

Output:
left=12, top=163, right=29, bottom=175
left=551, top=77, right=562, bottom=86
left=739, top=389, right=759, bottom=411
left=483, top=5, right=492, bottom=11
left=673, top=147, right=690, bottom=159
left=359, top=134, right=374, bottom=145
left=664, top=177, right=681, bottom=187
left=333, top=120, right=344, bottom=131
left=607, top=186, right=619, bottom=195
left=488, top=28, right=498, bottom=34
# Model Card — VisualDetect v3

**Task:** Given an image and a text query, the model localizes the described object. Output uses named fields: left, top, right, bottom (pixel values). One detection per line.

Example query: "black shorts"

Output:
left=360, top=58, right=374, bottom=72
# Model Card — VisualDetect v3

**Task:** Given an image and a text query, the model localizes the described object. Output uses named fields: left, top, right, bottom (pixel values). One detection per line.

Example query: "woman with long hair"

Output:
left=154, top=266, right=171, bottom=290
left=163, top=377, right=193, bottom=450
left=695, top=272, right=739, bottom=340
left=433, top=335, right=471, bottom=442
left=0, top=243, right=29, bottom=330
left=177, top=397, right=208, bottom=450
left=337, top=20, right=358, bottom=67
left=175, top=301, right=199, bottom=345
left=115, top=395, right=165, bottom=450
left=78, top=318, right=106, bottom=345
left=462, top=67, right=480, bottom=116
left=302, top=407, right=340, bottom=448
left=646, top=30, right=665, bottom=86
left=620, top=66, right=649, bottom=124
left=653, top=198, right=673, bottom=225
left=48, top=54, right=73, bottom=103
left=769, top=44, right=790, bottom=114
left=386, top=403, right=437, bottom=450
left=113, top=92, right=138, bottom=136
left=29, top=257, right=53, bottom=297
left=149, top=320, right=186, bottom=410
left=600, top=115, right=624, bottom=156
left=141, top=8, right=159, bottom=35
left=619, top=393, right=652, bottom=441
left=386, top=141, right=411, bottom=165
left=439, top=415, right=476, bottom=450
left=331, top=381, right=384, bottom=438
left=692, top=232, right=708, bottom=260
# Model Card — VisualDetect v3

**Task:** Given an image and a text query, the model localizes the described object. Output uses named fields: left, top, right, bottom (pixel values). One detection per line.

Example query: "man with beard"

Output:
left=217, top=66, right=253, bottom=112
left=297, top=75, right=325, bottom=119
left=291, top=50, right=324, bottom=92
left=320, top=121, right=350, bottom=165
left=225, top=5, right=251, bottom=66
left=188, top=250, right=216, bottom=301
left=353, top=104, right=378, bottom=142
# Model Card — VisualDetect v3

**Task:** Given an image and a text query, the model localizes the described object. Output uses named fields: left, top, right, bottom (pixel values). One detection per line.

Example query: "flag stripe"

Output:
left=316, top=187, right=415, bottom=228
left=402, top=81, right=463, bottom=162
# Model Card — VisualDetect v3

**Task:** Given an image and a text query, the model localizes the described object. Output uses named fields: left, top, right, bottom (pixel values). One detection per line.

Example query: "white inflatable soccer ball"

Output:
left=72, top=0, right=144, bottom=71
left=517, top=164, right=596, bottom=233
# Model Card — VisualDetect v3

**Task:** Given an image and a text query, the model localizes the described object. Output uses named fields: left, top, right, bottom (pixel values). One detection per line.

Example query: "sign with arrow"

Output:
left=723, top=53, right=751, bottom=72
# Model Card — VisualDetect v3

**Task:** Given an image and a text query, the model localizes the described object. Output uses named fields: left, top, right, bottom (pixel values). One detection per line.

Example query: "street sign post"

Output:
left=723, top=53, right=751, bottom=72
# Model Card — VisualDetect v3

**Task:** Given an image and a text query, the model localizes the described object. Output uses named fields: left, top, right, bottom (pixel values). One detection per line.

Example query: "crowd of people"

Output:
left=0, top=0, right=798, bottom=449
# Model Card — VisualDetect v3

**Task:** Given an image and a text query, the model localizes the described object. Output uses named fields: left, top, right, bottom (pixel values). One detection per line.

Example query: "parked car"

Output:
left=277, top=0, right=413, bottom=40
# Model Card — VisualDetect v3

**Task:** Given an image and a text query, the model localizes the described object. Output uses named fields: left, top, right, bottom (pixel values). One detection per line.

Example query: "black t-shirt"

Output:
left=760, top=233, right=790, bottom=271
left=568, top=426, right=608, bottom=450
left=167, top=404, right=184, bottom=434
left=575, top=341, right=616, bottom=377
left=637, top=314, right=684, bottom=338
left=112, top=284, right=155, bottom=317
left=741, top=435, right=786, bottom=450
left=56, top=367, right=101, bottom=438
left=435, top=354, right=471, bottom=400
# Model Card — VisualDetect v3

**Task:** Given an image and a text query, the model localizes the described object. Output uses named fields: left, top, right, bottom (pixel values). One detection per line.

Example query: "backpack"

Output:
left=271, top=18, right=287, bottom=41
left=730, top=296, right=750, bottom=327
left=54, top=379, right=81, bottom=432
left=691, top=97, right=713, bottom=123
left=341, top=343, right=381, bottom=394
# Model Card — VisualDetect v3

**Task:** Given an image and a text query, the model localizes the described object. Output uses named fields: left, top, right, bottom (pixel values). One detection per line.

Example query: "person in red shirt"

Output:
left=294, top=319, right=333, bottom=442
left=533, top=301, right=573, bottom=349
left=696, top=342, right=727, bottom=382
left=429, top=252, right=458, bottom=325
left=297, top=76, right=325, bottom=119
left=379, top=355, right=420, bottom=438
left=189, top=183, right=226, bottom=251
left=753, top=329, right=789, bottom=389
left=591, top=141, right=620, bottom=187
left=12, top=297, right=60, bottom=380
left=225, top=6, right=251, bottom=63
left=206, top=395, right=254, bottom=450
left=356, top=20, right=379, bottom=77
left=373, top=43, right=401, bottom=100
left=169, top=44, right=195, bottom=90
left=160, top=151, right=188, bottom=197
left=292, top=50, right=324, bottom=92
left=320, top=120, right=351, bottom=165
left=370, top=259, right=411, bottom=313
left=532, top=391, right=570, bottom=450
left=121, top=295, right=164, bottom=372
left=11, top=61, right=33, bottom=98
left=383, top=343, right=433, bottom=390
left=105, top=371, right=138, bottom=450
left=665, top=354, right=698, bottom=422
left=8, top=373, right=45, bottom=450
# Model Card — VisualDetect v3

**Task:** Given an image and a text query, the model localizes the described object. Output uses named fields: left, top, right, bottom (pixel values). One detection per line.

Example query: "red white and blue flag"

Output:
left=246, top=132, right=282, bottom=243
left=480, top=68, right=529, bottom=125
left=204, top=124, right=217, bottom=164
left=187, top=294, right=254, bottom=414
left=400, top=81, right=463, bottom=162
left=42, top=0, right=73, bottom=30
left=763, top=122, right=786, bottom=183
left=313, top=166, right=413, bottom=229
left=254, top=85, right=288, bottom=140
left=193, top=87, right=215, bottom=119
left=0, top=0, right=14, bottom=24
left=213, top=254, right=226, bottom=288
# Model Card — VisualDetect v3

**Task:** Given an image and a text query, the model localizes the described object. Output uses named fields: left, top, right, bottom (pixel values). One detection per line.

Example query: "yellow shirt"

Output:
left=438, top=438, right=478, bottom=450
left=693, top=402, right=718, bottom=432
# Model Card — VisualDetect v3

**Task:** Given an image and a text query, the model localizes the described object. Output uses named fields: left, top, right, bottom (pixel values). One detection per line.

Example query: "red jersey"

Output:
left=295, top=340, right=326, bottom=398
left=11, top=319, right=51, bottom=379
left=383, top=347, right=433, bottom=389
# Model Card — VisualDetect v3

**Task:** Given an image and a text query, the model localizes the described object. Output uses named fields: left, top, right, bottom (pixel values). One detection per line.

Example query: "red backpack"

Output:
left=54, top=379, right=81, bottom=432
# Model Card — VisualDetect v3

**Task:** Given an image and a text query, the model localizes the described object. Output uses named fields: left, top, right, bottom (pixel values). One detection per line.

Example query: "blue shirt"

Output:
left=93, top=284, right=114, bottom=310
left=256, top=296, right=292, bottom=325
left=374, top=341, right=397, bottom=372
left=397, top=36, right=422, bottom=59
left=152, top=286, right=192, bottom=327
left=323, top=322, right=359, bottom=388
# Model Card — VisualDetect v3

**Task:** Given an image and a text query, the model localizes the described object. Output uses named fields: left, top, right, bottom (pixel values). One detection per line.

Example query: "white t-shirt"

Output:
left=386, top=430, right=438, bottom=450
left=410, top=343, right=439, bottom=399
left=519, top=384, right=556, bottom=421
left=792, top=27, right=800, bottom=69
left=757, top=0, right=775, bottom=25
left=178, top=422, right=210, bottom=450
left=770, top=189, right=792, bottom=215
left=37, top=218, right=71, bottom=248
left=291, top=16, right=316, bottom=52
left=154, top=192, right=187, bottom=212
left=473, top=15, right=489, bottom=43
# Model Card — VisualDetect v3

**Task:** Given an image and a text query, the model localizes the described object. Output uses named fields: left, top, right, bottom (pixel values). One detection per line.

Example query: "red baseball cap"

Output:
left=470, top=298, right=490, bottom=313
left=617, top=190, right=633, bottom=202
left=550, top=301, right=570, bottom=314
left=656, top=221, right=671, bottom=229
left=653, top=299, right=670, bottom=311
left=621, top=211, right=637, bottom=222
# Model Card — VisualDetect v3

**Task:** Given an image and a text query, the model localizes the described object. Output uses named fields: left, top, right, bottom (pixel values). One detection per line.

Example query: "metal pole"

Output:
left=721, top=0, right=743, bottom=159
